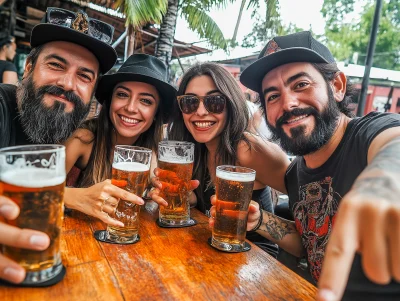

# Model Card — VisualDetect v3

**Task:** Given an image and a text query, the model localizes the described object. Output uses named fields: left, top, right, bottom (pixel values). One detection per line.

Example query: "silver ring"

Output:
left=100, top=196, right=110, bottom=213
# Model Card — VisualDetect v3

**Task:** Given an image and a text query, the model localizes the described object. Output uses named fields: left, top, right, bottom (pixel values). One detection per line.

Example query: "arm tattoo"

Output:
left=353, top=137, right=400, bottom=203
left=260, top=212, right=297, bottom=241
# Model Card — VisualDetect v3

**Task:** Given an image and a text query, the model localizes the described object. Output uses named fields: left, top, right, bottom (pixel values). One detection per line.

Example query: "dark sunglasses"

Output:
left=177, top=95, right=226, bottom=114
left=46, top=7, right=114, bottom=44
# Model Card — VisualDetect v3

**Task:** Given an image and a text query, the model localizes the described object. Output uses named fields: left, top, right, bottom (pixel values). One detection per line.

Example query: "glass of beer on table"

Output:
left=157, top=141, right=194, bottom=226
left=0, top=145, right=66, bottom=284
left=106, top=146, right=152, bottom=244
left=212, top=165, right=256, bottom=252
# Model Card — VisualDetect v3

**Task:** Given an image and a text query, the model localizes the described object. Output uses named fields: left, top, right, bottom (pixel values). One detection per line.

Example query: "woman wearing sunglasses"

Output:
left=63, top=54, right=176, bottom=227
left=152, top=62, right=289, bottom=257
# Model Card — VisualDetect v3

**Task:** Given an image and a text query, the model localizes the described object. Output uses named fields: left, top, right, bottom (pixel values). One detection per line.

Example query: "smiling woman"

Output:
left=62, top=54, right=177, bottom=227
left=165, top=62, right=290, bottom=257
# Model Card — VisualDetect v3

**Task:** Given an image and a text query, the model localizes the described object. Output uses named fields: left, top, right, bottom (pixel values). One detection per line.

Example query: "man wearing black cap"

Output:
left=0, top=35, right=18, bottom=85
left=0, top=7, right=118, bottom=284
left=238, top=31, right=400, bottom=300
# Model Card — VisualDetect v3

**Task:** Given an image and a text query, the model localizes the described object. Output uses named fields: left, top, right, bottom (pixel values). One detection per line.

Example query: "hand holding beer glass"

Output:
left=104, top=146, right=151, bottom=244
left=211, top=165, right=256, bottom=252
left=157, top=141, right=195, bottom=227
left=0, top=145, right=66, bottom=284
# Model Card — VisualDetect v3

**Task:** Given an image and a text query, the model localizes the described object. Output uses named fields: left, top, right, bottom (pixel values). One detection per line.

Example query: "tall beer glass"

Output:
left=158, top=141, right=194, bottom=226
left=212, top=165, right=256, bottom=252
left=106, top=146, right=151, bottom=244
left=0, top=145, right=66, bottom=284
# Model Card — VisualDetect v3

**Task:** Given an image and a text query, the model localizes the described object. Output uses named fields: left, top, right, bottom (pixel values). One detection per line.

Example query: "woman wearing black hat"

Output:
left=63, top=54, right=176, bottom=227
left=151, top=62, right=289, bottom=257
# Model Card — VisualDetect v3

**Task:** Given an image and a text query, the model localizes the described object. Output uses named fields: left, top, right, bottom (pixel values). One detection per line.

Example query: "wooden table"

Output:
left=1, top=203, right=316, bottom=301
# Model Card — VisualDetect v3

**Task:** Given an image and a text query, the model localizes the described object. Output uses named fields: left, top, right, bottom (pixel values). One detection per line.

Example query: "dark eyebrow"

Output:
left=263, top=72, right=314, bottom=97
left=185, top=90, right=221, bottom=96
left=115, top=85, right=156, bottom=100
left=44, top=54, right=96, bottom=79
left=44, top=54, right=67, bottom=65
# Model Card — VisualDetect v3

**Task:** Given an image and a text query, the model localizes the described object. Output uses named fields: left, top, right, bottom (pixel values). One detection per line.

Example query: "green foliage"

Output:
left=180, top=1, right=229, bottom=50
left=324, top=0, right=400, bottom=70
left=113, top=0, right=168, bottom=27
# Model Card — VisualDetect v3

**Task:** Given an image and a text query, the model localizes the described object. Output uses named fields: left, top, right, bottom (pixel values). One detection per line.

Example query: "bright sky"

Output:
left=175, top=0, right=326, bottom=62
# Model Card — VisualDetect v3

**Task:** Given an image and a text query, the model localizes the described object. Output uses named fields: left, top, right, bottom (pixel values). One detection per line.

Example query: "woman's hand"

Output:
left=149, top=167, right=199, bottom=207
left=208, top=195, right=260, bottom=231
left=64, top=180, right=144, bottom=227
left=0, top=196, right=50, bottom=283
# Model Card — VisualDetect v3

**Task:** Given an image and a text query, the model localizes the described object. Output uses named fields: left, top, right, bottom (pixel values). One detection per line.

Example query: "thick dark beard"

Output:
left=266, top=87, right=341, bottom=156
left=16, top=75, right=91, bottom=144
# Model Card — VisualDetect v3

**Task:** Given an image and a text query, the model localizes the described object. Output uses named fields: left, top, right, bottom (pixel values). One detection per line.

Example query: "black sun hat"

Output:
left=240, top=31, right=335, bottom=92
left=30, top=7, right=117, bottom=73
left=95, top=54, right=177, bottom=118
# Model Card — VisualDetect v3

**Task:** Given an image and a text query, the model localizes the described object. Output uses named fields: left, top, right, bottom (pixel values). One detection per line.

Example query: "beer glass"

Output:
left=0, top=145, right=66, bottom=284
left=212, top=165, right=256, bottom=252
left=158, top=141, right=194, bottom=226
left=106, top=146, right=151, bottom=244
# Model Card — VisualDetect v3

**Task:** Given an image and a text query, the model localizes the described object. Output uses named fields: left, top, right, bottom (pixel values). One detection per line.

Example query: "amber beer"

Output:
left=0, top=144, right=66, bottom=284
left=158, top=160, right=193, bottom=223
left=158, top=141, right=194, bottom=226
left=212, top=165, right=255, bottom=252
left=107, top=162, right=150, bottom=243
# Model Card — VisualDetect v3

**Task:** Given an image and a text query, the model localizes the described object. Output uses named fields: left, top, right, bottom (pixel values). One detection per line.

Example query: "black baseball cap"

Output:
left=30, top=7, right=117, bottom=73
left=240, top=31, right=335, bottom=92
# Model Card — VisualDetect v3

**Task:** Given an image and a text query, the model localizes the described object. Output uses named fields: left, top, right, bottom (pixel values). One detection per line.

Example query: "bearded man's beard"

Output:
left=16, top=75, right=91, bottom=144
left=266, top=87, right=341, bottom=156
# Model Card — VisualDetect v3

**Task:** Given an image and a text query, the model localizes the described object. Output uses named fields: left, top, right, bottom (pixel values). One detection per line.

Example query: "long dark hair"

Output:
left=168, top=62, right=251, bottom=211
left=75, top=88, right=164, bottom=188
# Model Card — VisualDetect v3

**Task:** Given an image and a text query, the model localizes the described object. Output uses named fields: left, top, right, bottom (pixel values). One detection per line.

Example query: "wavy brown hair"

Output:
left=75, top=90, right=164, bottom=188
left=168, top=62, right=251, bottom=212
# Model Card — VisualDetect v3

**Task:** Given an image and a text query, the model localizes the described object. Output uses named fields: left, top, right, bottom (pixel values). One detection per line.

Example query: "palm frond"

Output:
left=113, top=0, right=168, bottom=27
left=184, top=0, right=232, bottom=11
left=181, top=3, right=228, bottom=50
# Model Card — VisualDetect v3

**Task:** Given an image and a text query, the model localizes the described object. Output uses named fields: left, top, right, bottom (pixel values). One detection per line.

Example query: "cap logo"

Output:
left=71, top=12, right=89, bottom=34
left=263, top=39, right=281, bottom=57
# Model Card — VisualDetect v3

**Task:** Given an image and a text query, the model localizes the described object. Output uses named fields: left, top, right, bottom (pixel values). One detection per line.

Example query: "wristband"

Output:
left=248, top=206, right=263, bottom=232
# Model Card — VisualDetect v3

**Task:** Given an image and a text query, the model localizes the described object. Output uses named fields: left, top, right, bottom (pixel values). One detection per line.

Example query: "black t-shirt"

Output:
left=285, top=112, right=400, bottom=299
left=0, top=60, right=17, bottom=84
left=0, top=83, right=31, bottom=148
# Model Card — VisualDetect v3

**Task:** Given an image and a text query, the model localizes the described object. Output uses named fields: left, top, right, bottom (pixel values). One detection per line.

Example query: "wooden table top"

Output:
left=1, top=202, right=316, bottom=301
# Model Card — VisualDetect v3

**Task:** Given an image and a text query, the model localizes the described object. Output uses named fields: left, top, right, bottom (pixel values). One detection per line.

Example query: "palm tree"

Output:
left=91, top=0, right=168, bottom=57
left=155, top=0, right=229, bottom=74
left=231, top=0, right=281, bottom=47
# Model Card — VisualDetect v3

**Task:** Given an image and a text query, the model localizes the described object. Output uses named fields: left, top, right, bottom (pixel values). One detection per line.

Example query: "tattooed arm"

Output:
left=252, top=206, right=305, bottom=257
left=318, top=129, right=400, bottom=301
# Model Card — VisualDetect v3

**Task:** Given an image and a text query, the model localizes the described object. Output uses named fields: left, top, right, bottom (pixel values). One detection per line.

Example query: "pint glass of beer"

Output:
left=106, top=146, right=151, bottom=244
left=0, top=145, right=66, bottom=284
left=158, top=141, right=194, bottom=226
left=212, top=165, right=256, bottom=252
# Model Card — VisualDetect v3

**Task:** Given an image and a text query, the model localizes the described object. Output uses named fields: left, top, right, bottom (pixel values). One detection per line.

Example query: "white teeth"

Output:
left=193, top=121, right=215, bottom=128
left=287, top=115, right=308, bottom=124
left=120, top=115, right=140, bottom=124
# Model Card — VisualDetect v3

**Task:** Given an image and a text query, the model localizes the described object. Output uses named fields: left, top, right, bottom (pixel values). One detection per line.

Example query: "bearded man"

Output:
left=209, top=31, right=400, bottom=301
left=0, top=7, right=117, bottom=284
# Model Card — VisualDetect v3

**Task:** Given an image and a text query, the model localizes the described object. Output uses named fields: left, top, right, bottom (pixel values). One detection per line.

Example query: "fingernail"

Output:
left=0, top=205, right=17, bottom=217
left=30, top=235, right=49, bottom=248
left=138, top=198, right=144, bottom=205
left=4, top=267, right=25, bottom=282
left=117, top=222, right=124, bottom=227
left=317, top=289, right=336, bottom=301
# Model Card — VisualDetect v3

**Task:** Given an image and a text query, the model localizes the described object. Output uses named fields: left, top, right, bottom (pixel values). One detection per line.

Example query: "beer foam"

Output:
left=158, top=159, right=193, bottom=164
left=112, top=162, right=149, bottom=172
left=1, top=169, right=65, bottom=188
left=216, top=169, right=255, bottom=182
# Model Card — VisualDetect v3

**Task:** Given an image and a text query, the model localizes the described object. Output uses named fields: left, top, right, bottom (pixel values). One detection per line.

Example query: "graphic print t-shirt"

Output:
left=285, top=112, right=400, bottom=283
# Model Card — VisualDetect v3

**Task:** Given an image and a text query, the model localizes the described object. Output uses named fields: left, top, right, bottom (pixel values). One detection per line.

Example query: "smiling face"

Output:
left=110, top=81, right=160, bottom=143
left=261, top=62, right=341, bottom=155
left=181, top=75, right=227, bottom=145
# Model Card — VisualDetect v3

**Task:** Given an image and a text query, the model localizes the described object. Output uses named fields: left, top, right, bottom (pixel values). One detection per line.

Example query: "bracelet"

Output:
left=248, top=206, right=263, bottom=232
